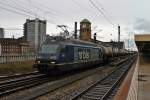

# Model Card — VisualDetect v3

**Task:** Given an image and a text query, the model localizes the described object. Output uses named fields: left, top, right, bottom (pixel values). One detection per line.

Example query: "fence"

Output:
left=0, top=54, right=36, bottom=64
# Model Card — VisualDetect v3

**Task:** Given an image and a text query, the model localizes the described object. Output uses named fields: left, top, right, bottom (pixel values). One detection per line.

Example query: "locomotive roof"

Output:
left=43, top=36, right=100, bottom=47
left=43, top=36, right=122, bottom=50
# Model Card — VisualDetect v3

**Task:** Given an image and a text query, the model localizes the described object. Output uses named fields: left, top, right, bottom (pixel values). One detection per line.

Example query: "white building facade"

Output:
left=24, top=18, right=46, bottom=52
left=0, top=28, right=4, bottom=38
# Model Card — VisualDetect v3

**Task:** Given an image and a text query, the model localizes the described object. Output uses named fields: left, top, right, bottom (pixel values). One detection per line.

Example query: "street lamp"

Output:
left=93, top=29, right=103, bottom=42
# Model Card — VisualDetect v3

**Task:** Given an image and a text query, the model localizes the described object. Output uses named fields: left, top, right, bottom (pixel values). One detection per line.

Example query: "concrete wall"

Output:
left=0, top=54, right=36, bottom=64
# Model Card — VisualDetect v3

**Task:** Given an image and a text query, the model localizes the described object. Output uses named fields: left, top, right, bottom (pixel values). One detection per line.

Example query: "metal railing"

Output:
left=0, top=54, right=36, bottom=64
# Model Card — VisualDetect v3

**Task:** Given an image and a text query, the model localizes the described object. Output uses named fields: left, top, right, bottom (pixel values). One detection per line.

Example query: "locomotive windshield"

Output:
left=40, top=44, right=59, bottom=54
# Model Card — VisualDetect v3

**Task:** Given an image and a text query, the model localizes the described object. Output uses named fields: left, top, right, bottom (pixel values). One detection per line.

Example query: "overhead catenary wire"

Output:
left=29, top=0, right=74, bottom=28
left=1, top=0, right=118, bottom=33
left=71, top=0, right=118, bottom=35
left=0, top=1, right=36, bottom=17
left=30, top=0, right=74, bottom=21
left=2, top=0, right=95, bottom=30
left=31, top=0, right=67, bottom=17
left=0, top=1, right=55, bottom=20
left=8, top=0, right=30, bottom=13
left=0, top=0, right=78, bottom=37
left=0, top=1, right=57, bottom=25
left=71, top=0, right=98, bottom=16
left=89, top=0, right=116, bottom=27
left=8, top=0, right=37, bottom=19
left=14, top=0, right=60, bottom=18
left=0, top=0, right=73, bottom=28
left=0, top=5, right=31, bottom=17
left=94, top=0, right=114, bottom=21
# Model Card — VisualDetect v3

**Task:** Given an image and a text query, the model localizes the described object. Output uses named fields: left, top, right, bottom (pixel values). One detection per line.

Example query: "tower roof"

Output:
left=80, top=19, right=91, bottom=24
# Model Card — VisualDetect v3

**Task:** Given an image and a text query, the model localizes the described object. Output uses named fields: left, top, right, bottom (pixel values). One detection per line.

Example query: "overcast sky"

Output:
left=0, top=0, right=149, bottom=50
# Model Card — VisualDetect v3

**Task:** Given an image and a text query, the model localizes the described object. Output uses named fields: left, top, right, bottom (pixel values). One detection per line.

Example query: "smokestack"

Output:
left=74, top=22, right=77, bottom=39
left=118, top=25, right=120, bottom=52
left=94, top=33, right=97, bottom=43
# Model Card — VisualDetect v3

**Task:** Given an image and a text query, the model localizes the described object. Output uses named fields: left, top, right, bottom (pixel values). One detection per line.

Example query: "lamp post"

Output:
left=110, top=33, right=114, bottom=61
left=93, top=29, right=102, bottom=42
left=118, top=25, right=120, bottom=55
left=94, top=33, right=97, bottom=43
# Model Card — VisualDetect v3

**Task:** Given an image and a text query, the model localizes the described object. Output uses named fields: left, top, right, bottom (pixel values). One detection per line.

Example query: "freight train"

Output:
left=33, top=37, right=127, bottom=74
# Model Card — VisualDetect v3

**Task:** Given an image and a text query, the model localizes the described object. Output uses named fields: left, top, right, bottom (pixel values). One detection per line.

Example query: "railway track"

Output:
left=0, top=71, right=39, bottom=81
left=0, top=66, right=105, bottom=99
left=0, top=56, right=136, bottom=100
left=0, top=72, right=48, bottom=97
left=70, top=57, right=136, bottom=100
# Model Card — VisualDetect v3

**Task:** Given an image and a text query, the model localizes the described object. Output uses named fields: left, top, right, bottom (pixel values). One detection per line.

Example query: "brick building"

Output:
left=80, top=19, right=91, bottom=42
left=0, top=38, right=31, bottom=55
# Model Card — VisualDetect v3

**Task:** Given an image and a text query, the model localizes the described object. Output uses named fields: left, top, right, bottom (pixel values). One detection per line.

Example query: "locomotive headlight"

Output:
left=37, top=61, right=40, bottom=63
left=51, top=61, right=55, bottom=64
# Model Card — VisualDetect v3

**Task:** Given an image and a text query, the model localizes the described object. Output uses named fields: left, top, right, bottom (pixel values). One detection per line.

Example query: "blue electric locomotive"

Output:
left=33, top=37, right=104, bottom=73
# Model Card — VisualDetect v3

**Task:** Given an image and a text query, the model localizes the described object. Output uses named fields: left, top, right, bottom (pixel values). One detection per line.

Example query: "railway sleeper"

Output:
left=81, top=94, right=102, bottom=99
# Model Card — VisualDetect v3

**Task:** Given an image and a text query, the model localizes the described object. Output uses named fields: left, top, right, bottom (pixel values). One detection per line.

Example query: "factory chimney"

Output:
left=94, top=33, right=97, bottom=43
left=74, top=22, right=77, bottom=39
left=118, top=25, right=120, bottom=52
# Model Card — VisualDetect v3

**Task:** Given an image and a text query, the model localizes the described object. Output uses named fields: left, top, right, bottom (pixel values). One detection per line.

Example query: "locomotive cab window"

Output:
left=60, top=46, right=66, bottom=53
left=40, top=44, right=59, bottom=54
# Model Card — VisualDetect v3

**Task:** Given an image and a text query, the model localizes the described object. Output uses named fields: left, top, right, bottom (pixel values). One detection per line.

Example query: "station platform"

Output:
left=113, top=55, right=150, bottom=100
left=138, top=55, right=150, bottom=100
left=114, top=34, right=150, bottom=100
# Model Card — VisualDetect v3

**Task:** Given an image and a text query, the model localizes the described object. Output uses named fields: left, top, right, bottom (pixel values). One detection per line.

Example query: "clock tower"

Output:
left=80, top=19, right=91, bottom=42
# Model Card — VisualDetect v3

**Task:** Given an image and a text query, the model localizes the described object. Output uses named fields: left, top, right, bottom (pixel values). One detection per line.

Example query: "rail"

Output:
left=0, top=56, right=136, bottom=100
left=70, top=56, right=136, bottom=100
left=0, top=73, right=47, bottom=97
left=0, top=71, right=38, bottom=81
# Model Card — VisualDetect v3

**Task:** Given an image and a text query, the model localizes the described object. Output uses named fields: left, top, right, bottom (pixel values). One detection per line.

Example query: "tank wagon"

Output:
left=33, top=37, right=126, bottom=74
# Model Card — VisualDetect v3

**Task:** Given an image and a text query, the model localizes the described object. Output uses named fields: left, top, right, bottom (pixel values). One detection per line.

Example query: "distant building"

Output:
left=80, top=19, right=91, bottom=42
left=24, top=18, right=47, bottom=52
left=0, top=28, right=4, bottom=38
left=0, top=38, right=31, bottom=55
left=135, top=34, right=150, bottom=54
left=102, top=41, right=125, bottom=49
left=0, top=43, right=1, bottom=55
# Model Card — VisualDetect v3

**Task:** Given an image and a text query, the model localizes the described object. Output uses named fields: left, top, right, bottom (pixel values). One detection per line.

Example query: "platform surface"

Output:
left=138, top=55, right=150, bottom=100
